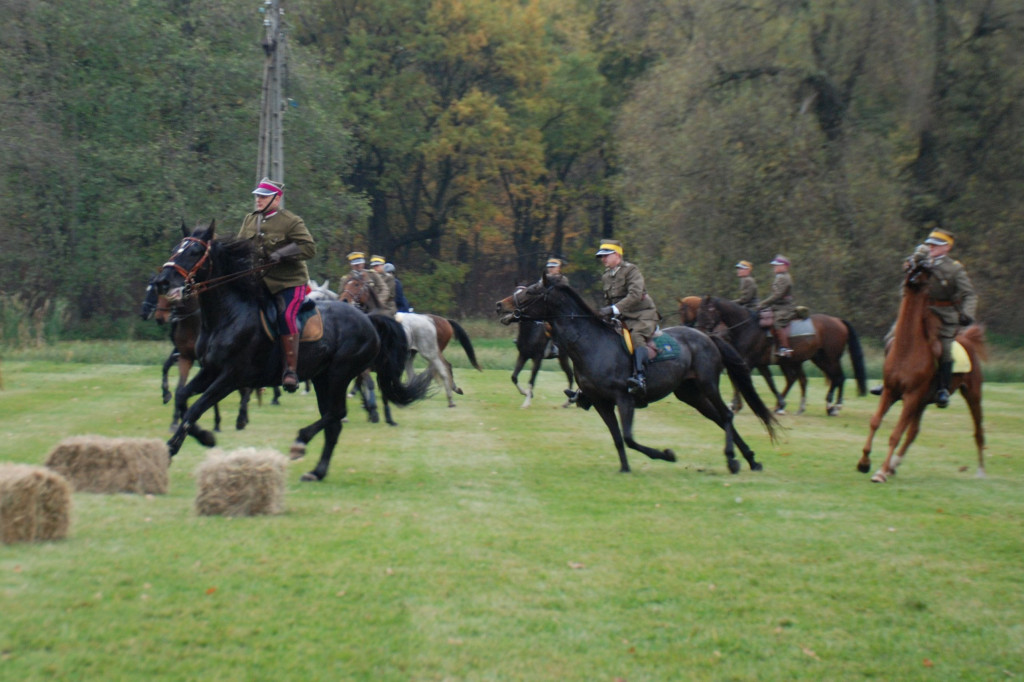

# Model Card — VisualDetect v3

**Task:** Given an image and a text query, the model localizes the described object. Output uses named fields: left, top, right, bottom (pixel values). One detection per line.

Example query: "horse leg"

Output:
left=430, top=355, right=457, bottom=407
left=757, top=366, right=783, bottom=414
left=961, top=377, right=986, bottom=477
left=617, top=397, right=677, bottom=464
left=872, top=398, right=927, bottom=482
left=167, top=370, right=228, bottom=455
left=522, top=358, right=543, bottom=409
left=559, top=354, right=575, bottom=408
left=359, top=369, right=380, bottom=423
left=161, top=351, right=178, bottom=404
left=446, top=357, right=463, bottom=395
left=511, top=353, right=530, bottom=399
left=796, top=370, right=808, bottom=416
left=593, top=400, right=632, bottom=473
left=212, top=401, right=222, bottom=433
left=171, top=357, right=193, bottom=431
left=299, top=373, right=353, bottom=481
left=858, top=391, right=897, bottom=473
left=236, top=388, right=251, bottom=430
left=272, top=386, right=281, bottom=406
left=675, top=382, right=747, bottom=473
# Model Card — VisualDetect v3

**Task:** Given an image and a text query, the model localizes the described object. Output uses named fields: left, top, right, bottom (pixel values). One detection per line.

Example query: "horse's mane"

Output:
left=543, top=275, right=601, bottom=319
left=207, top=235, right=264, bottom=299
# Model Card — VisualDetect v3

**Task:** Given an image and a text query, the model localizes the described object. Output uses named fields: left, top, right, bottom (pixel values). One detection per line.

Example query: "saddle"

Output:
left=620, top=327, right=682, bottom=363
left=259, top=298, right=323, bottom=342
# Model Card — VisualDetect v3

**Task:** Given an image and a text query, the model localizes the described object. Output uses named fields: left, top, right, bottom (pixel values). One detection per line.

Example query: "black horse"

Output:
left=506, top=318, right=575, bottom=408
left=152, top=220, right=432, bottom=481
left=497, top=276, right=778, bottom=474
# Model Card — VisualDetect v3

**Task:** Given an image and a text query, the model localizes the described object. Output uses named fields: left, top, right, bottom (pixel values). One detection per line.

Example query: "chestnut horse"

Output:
left=857, top=261, right=986, bottom=482
left=687, top=296, right=867, bottom=416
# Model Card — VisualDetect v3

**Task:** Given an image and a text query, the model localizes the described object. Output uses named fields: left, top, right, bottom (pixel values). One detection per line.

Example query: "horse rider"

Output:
left=543, top=257, right=569, bottom=358
left=919, top=228, right=977, bottom=408
left=732, top=259, right=759, bottom=312
left=237, top=177, right=316, bottom=393
left=345, top=251, right=387, bottom=307
left=385, top=263, right=412, bottom=312
left=368, top=255, right=398, bottom=317
left=869, top=243, right=930, bottom=396
left=596, top=239, right=660, bottom=395
left=759, top=254, right=797, bottom=357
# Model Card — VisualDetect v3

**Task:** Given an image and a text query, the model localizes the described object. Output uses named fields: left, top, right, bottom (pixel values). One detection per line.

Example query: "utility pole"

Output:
left=256, top=0, right=286, bottom=204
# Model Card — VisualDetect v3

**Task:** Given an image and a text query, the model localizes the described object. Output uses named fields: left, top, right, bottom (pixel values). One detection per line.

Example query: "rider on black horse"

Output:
left=595, top=239, right=660, bottom=396
left=237, top=177, right=316, bottom=392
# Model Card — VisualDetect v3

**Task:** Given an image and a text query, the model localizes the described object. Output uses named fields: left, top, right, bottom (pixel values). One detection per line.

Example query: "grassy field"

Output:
left=1, top=353, right=1022, bottom=681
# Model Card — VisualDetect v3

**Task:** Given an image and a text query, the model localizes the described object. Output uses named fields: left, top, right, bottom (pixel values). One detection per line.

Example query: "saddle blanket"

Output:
left=952, top=340, right=971, bottom=374
left=789, top=318, right=816, bottom=338
left=621, top=329, right=682, bottom=362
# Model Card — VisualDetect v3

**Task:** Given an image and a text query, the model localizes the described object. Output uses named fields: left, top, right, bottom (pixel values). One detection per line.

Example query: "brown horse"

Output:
left=339, top=275, right=482, bottom=406
left=688, top=296, right=867, bottom=416
left=857, top=262, right=986, bottom=482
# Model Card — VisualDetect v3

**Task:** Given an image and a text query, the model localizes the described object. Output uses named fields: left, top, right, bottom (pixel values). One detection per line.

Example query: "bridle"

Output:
left=697, top=301, right=752, bottom=334
left=161, top=235, right=273, bottom=298
left=507, top=282, right=596, bottom=323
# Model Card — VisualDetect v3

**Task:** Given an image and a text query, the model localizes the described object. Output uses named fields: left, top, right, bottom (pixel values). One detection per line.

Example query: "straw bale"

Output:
left=44, top=436, right=169, bottom=495
left=194, top=448, right=287, bottom=517
left=0, top=463, right=72, bottom=544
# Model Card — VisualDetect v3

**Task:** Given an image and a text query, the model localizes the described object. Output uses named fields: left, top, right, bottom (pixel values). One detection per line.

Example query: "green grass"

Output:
left=1, top=360, right=1022, bottom=681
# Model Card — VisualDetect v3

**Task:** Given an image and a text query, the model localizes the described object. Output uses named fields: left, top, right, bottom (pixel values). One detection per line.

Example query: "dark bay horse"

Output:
left=503, top=317, right=575, bottom=408
left=140, top=275, right=254, bottom=432
left=339, top=275, right=482, bottom=406
left=152, top=221, right=431, bottom=481
left=692, top=296, right=867, bottom=416
left=857, top=261, right=986, bottom=482
left=497, top=276, right=778, bottom=474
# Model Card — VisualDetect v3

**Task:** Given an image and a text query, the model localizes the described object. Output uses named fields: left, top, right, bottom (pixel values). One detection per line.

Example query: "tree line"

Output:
left=1, top=0, right=1022, bottom=342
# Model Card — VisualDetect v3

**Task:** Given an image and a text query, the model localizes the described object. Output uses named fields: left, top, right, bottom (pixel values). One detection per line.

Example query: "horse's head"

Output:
left=496, top=273, right=588, bottom=322
left=154, top=220, right=217, bottom=298
left=307, top=279, right=338, bottom=302
left=678, top=296, right=701, bottom=326
left=339, top=274, right=380, bottom=312
left=695, top=295, right=723, bottom=333
left=140, top=275, right=160, bottom=321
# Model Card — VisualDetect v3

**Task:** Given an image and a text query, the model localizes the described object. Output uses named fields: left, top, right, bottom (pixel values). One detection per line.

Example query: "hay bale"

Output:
left=194, top=448, right=287, bottom=517
left=0, top=464, right=72, bottom=544
left=44, top=436, right=169, bottom=495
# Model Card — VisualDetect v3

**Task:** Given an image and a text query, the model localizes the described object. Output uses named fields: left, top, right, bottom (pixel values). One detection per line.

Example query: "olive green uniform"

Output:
left=237, top=209, right=316, bottom=294
left=378, top=271, right=398, bottom=317
left=926, top=255, right=977, bottom=362
left=760, top=272, right=795, bottom=329
left=734, top=276, right=759, bottom=312
left=602, top=261, right=659, bottom=343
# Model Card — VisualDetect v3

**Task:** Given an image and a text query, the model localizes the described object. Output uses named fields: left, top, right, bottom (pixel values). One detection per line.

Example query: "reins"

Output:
left=163, top=235, right=273, bottom=298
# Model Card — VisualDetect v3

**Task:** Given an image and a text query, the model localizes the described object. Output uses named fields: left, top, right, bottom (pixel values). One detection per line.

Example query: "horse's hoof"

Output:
left=197, top=431, right=216, bottom=447
left=387, top=420, right=398, bottom=427
left=662, top=449, right=677, bottom=463
left=448, top=403, right=457, bottom=408
left=368, top=412, right=380, bottom=424
left=774, top=408, right=787, bottom=415
left=857, top=461, right=870, bottom=474
left=162, top=393, right=172, bottom=405
left=750, top=461, right=763, bottom=471
left=871, top=471, right=888, bottom=483
left=727, top=459, right=741, bottom=474
left=289, top=443, right=306, bottom=461
left=827, top=406, right=841, bottom=417
left=300, top=472, right=322, bottom=482
left=454, top=387, right=464, bottom=395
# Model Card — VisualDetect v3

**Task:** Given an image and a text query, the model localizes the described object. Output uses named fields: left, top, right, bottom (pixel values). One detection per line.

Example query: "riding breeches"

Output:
left=275, top=285, right=306, bottom=335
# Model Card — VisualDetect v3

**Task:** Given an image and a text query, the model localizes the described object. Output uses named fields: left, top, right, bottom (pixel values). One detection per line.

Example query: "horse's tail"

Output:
left=370, top=315, right=433, bottom=406
left=842, top=319, right=868, bottom=396
left=712, top=335, right=779, bottom=443
left=960, top=324, right=988, bottom=362
left=449, top=319, right=483, bottom=371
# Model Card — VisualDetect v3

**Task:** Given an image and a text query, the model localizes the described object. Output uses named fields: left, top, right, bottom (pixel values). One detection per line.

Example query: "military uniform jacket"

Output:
left=378, top=272, right=398, bottom=317
left=238, top=209, right=315, bottom=294
left=733, top=276, right=759, bottom=311
left=602, top=261, right=659, bottom=342
left=927, top=256, right=977, bottom=334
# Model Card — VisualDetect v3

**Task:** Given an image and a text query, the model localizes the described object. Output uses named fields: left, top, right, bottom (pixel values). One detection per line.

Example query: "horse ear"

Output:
left=180, top=219, right=189, bottom=238
left=200, top=219, right=216, bottom=241
left=323, top=279, right=330, bottom=289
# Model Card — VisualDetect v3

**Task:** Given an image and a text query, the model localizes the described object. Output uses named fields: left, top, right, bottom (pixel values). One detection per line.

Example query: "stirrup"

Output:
left=282, top=370, right=299, bottom=393
left=626, top=376, right=646, bottom=395
left=776, top=347, right=793, bottom=357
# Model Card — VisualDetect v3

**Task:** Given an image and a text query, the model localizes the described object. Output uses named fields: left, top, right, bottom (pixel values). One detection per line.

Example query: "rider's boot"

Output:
left=281, top=333, right=300, bottom=393
left=626, top=346, right=648, bottom=396
left=935, top=360, right=953, bottom=408
left=775, top=325, right=793, bottom=357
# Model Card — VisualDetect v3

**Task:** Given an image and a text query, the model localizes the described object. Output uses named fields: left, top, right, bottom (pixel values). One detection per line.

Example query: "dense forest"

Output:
left=2, top=0, right=1022, bottom=342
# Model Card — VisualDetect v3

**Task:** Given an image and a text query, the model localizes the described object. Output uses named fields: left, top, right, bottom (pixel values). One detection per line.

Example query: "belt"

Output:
left=928, top=300, right=955, bottom=307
